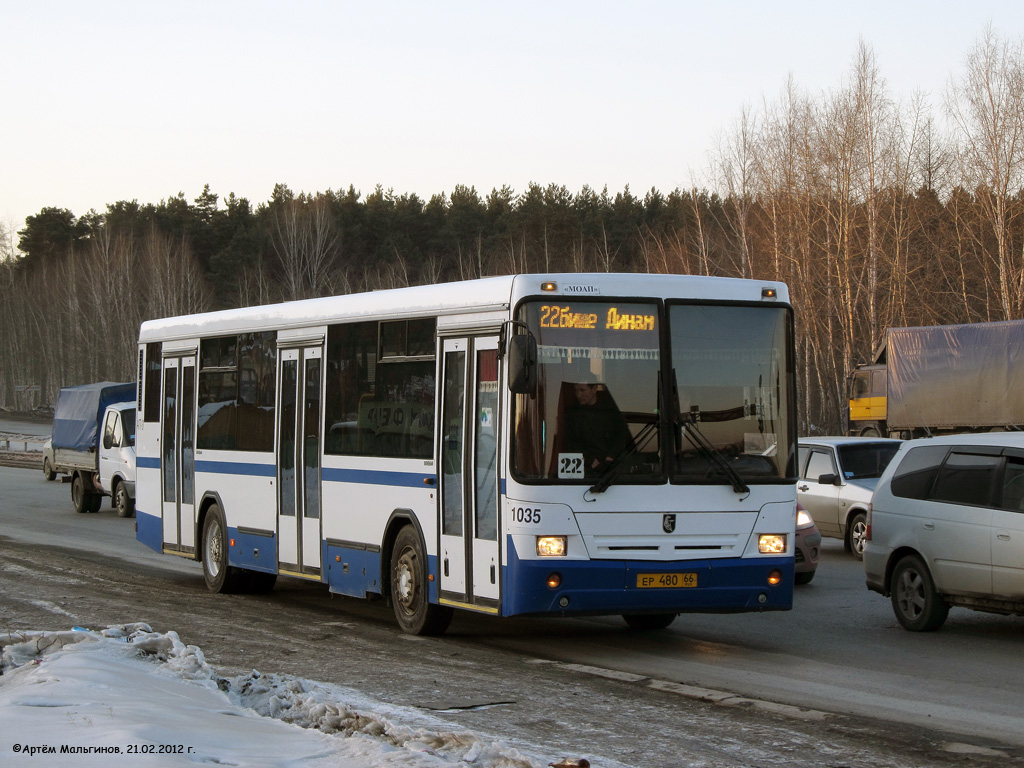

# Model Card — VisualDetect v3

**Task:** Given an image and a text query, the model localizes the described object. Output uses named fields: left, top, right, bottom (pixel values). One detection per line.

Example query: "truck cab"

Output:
left=847, top=364, right=887, bottom=437
left=99, top=401, right=137, bottom=517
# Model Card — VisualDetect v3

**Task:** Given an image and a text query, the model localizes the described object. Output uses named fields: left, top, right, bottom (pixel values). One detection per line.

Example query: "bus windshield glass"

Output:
left=512, top=300, right=662, bottom=483
left=511, top=299, right=794, bottom=485
left=670, top=303, right=793, bottom=483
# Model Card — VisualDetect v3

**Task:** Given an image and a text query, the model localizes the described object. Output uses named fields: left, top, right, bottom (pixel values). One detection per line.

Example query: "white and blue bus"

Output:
left=135, top=273, right=797, bottom=634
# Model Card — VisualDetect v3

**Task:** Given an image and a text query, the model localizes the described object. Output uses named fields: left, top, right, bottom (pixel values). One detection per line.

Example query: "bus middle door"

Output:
left=161, top=353, right=196, bottom=555
left=439, top=336, right=500, bottom=611
left=276, top=344, right=323, bottom=580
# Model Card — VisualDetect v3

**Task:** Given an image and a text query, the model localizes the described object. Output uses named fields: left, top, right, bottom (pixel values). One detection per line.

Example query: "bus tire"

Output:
left=202, top=504, right=248, bottom=594
left=622, top=613, right=676, bottom=630
left=390, top=526, right=453, bottom=636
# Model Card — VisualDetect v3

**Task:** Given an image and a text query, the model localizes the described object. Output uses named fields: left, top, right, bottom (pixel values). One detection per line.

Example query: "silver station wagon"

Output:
left=864, top=434, right=1024, bottom=631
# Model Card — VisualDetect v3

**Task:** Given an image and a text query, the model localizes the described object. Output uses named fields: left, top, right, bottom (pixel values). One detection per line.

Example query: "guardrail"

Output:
left=0, top=433, right=47, bottom=452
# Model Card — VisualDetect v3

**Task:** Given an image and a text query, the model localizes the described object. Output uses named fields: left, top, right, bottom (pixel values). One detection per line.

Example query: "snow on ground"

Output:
left=0, top=624, right=564, bottom=768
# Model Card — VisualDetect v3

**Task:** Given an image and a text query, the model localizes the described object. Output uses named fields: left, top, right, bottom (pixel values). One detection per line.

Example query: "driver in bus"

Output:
left=563, top=380, right=633, bottom=475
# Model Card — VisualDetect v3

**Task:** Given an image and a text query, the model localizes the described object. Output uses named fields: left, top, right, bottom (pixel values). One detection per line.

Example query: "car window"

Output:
left=836, top=442, right=900, bottom=479
left=1000, top=457, right=1024, bottom=511
left=805, top=449, right=836, bottom=481
left=890, top=445, right=949, bottom=500
left=930, top=452, right=1001, bottom=506
left=798, top=446, right=810, bottom=477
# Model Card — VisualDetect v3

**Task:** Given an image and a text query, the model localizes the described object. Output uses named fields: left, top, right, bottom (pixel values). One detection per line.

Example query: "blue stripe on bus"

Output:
left=143, top=457, right=436, bottom=487
left=195, top=460, right=276, bottom=477
left=322, top=467, right=433, bottom=488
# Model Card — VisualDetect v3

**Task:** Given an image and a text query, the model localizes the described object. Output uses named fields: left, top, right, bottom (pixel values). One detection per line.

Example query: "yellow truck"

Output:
left=847, top=320, right=1024, bottom=438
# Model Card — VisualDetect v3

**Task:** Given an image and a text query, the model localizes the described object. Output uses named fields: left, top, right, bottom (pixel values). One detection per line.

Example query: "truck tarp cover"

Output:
left=888, top=321, right=1024, bottom=429
left=52, top=382, right=135, bottom=451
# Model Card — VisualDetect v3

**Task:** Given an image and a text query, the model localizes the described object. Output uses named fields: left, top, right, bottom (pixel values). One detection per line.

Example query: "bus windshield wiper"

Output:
left=589, top=421, right=659, bottom=495
left=680, top=414, right=749, bottom=495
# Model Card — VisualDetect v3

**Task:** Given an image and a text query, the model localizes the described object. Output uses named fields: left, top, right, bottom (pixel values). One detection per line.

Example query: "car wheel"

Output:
left=390, top=525, right=453, bottom=635
left=795, top=570, right=816, bottom=585
left=846, top=511, right=867, bottom=560
left=114, top=482, right=135, bottom=518
left=43, top=457, right=56, bottom=481
left=890, top=555, right=949, bottom=632
left=622, top=614, right=677, bottom=630
left=201, top=505, right=248, bottom=593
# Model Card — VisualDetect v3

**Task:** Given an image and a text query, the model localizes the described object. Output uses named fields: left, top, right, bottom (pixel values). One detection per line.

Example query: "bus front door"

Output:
left=277, top=345, right=323, bottom=579
left=161, top=354, right=196, bottom=555
left=439, top=336, right=500, bottom=611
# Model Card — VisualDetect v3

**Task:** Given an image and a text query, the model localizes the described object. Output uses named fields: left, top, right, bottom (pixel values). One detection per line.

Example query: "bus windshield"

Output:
left=670, top=303, right=793, bottom=484
left=511, top=300, right=794, bottom=486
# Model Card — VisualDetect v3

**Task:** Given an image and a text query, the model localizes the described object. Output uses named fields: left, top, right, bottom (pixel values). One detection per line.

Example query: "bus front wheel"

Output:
left=390, top=526, right=453, bottom=636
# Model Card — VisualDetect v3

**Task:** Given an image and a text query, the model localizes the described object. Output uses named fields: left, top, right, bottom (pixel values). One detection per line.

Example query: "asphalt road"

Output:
left=2, top=462, right=1022, bottom=767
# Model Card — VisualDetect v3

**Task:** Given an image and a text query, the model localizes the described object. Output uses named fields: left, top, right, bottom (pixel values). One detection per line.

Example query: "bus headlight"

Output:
left=537, top=536, right=567, bottom=557
left=758, top=534, right=787, bottom=554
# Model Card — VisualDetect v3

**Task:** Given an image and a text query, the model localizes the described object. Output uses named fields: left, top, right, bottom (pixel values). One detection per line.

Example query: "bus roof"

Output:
left=138, top=273, right=789, bottom=343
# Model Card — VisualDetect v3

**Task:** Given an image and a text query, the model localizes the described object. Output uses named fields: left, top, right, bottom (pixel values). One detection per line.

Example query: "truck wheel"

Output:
left=87, top=493, right=102, bottom=513
left=72, top=475, right=89, bottom=514
left=390, top=526, right=453, bottom=635
left=43, top=457, right=56, bottom=482
left=114, top=482, right=135, bottom=518
left=891, top=554, right=949, bottom=631
left=201, top=504, right=248, bottom=593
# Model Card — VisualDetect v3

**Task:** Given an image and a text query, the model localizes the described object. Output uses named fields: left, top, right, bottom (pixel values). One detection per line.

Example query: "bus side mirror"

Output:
left=507, top=335, right=537, bottom=394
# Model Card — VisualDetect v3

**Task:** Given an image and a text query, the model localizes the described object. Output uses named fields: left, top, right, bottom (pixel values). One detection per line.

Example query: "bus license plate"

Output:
left=636, top=573, right=697, bottom=589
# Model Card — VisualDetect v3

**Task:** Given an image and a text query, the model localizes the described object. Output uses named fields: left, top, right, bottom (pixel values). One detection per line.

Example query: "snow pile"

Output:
left=0, top=624, right=550, bottom=768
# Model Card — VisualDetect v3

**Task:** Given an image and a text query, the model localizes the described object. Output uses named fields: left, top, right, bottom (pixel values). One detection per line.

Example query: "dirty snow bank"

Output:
left=0, top=624, right=560, bottom=768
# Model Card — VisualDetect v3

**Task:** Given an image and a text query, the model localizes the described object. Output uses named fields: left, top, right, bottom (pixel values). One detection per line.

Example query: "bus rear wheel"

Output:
left=390, top=526, right=453, bottom=636
left=622, top=613, right=677, bottom=630
left=202, top=505, right=248, bottom=594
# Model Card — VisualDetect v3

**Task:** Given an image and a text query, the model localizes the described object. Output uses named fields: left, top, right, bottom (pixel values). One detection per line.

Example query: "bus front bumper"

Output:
left=503, top=545, right=794, bottom=617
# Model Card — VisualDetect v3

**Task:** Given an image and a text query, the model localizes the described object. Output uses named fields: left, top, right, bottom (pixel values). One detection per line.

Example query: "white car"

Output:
left=797, top=437, right=901, bottom=559
left=865, top=433, right=1024, bottom=631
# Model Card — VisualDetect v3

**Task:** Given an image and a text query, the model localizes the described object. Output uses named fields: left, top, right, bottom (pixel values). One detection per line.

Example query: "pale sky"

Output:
left=3, top=1, right=1023, bottom=242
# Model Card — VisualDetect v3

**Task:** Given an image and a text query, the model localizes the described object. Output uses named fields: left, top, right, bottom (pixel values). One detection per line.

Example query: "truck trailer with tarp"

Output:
left=847, top=320, right=1024, bottom=438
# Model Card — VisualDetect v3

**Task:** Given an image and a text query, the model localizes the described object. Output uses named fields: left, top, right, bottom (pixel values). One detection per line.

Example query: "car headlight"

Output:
left=758, top=534, right=787, bottom=554
left=797, top=509, right=813, bottom=527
